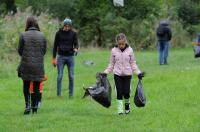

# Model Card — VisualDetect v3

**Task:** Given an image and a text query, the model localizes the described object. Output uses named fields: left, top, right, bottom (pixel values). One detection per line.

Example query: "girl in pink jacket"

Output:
left=104, top=33, right=144, bottom=115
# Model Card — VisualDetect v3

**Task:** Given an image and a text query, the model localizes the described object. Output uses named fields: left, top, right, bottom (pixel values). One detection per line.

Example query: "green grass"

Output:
left=0, top=48, right=200, bottom=132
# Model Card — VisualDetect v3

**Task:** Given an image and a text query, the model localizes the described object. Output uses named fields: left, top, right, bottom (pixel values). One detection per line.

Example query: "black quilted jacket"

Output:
left=18, top=27, right=47, bottom=81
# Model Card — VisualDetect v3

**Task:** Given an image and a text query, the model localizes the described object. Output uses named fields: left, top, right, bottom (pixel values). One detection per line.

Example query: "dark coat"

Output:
left=53, top=28, right=78, bottom=58
left=18, top=27, right=47, bottom=81
left=156, top=23, right=172, bottom=41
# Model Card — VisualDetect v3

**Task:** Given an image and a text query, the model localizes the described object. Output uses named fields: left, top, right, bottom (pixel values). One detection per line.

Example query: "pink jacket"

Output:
left=104, top=46, right=141, bottom=76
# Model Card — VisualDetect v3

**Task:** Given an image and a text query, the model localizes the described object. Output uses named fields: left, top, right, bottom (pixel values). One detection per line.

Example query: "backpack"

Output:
left=198, top=33, right=200, bottom=44
left=157, top=26, right=165, bottom=37
left=194, top=33, right=200, bottom=58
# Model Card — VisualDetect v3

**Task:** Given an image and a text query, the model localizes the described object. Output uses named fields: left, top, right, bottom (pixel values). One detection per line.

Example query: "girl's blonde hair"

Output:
left=115, top=33, right=127, bottom=43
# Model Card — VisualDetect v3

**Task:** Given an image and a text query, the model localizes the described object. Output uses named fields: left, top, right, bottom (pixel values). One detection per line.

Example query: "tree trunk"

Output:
left=96, top=26, right=102, bottom=47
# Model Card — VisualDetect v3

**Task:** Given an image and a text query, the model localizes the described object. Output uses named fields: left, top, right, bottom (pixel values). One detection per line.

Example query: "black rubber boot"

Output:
left=38, top=92, right=42, bottom=108
left=125, top=103, right=130, bottom=114
left=32, top=107, right=37, bottom=114
left=24, top=109, right=30, bottom=115
left=23, top=81, right=31, bottom=115
left=24, top=102, right=31, bottom=115
left=31, top=93, right=38, bottom=114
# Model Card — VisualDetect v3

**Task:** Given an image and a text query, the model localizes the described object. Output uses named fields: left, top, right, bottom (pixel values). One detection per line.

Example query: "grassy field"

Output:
left=0, top=48, right=200, bottom=132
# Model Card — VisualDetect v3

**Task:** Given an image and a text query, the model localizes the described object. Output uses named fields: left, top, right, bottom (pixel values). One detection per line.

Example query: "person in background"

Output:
left=194, top=33, right=200, bottom=58
left=18, top=16, right=47, bottom=114
left=156, top=20, right=172, bottom=65
left=104, top=33, right=144, bottom=115
left=197, top=33, right=200, bottom=46
left=52, top=18, right=79, bottom=98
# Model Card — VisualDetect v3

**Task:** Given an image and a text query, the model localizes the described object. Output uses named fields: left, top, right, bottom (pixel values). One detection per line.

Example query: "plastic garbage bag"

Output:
left=83, top=72, right=111, bottom=108
left=113, top=0, right=124, bottom=7
left=134, top=80, right=146, bottom=107
left=83, top=60, right=95, bottom=66
left=194, top=46, right=200, bottom=58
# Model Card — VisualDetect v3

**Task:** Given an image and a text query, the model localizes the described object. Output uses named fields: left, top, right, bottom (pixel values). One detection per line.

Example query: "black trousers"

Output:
left=114, top=74, right=132, bottom=100
left=23, top=81, right=40, bottom=109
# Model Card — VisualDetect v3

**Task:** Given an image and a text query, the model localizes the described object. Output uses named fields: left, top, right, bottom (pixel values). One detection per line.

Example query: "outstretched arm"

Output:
left=53, top=32, right=59, bottom=58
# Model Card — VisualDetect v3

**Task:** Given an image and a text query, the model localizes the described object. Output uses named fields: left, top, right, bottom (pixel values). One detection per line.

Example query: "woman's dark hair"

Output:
left=25, top=16, right=40, bottom=31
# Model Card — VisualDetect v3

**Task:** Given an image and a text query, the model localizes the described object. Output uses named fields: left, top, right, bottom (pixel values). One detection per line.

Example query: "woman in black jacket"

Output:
left=18, top=16, right=47, bottom=114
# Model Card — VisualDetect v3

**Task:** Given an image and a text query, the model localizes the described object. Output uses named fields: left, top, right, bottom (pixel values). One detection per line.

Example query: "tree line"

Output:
left=0, top=0, right=200, bottom=49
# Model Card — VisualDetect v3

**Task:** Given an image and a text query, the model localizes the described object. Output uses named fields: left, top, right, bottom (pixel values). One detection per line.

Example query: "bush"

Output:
left=170, top=20, right=190, bottom=48
left=0, top=8, right=59, bottom=58
left=177, top=0, right=200, bottom=26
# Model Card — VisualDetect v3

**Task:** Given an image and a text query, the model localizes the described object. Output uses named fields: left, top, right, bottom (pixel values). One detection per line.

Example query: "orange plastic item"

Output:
left=29, top=81, right=34, bottom=93
left=43, top=75, right=48, bottom=81
left=52, top=58, right=57, bottom=65
left=39, top=82, right=44, bottom=93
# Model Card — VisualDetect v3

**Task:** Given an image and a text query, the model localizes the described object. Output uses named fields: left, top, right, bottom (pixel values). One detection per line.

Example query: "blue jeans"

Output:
left=57, top=55, right=74, bottom=97
left=157, top=41, right=169, bottom=65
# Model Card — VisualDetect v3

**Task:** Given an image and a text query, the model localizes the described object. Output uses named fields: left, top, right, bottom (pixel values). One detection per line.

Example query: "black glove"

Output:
left=137, top=72, right=145, bottom=80
left=99, top=72, right=107, bottom=77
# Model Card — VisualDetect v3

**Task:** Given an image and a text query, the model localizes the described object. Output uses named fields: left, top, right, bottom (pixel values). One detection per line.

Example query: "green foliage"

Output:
left=46, top=0, right=76, bottom=20
left=0, top=0, right=16, bottom=15
left=176, top=0, right=200, bottom=26
left=122, top=0, right=161, bottom=20
left=0, top=0, right=199, bottom=50
left=15, top=0, right=47, bottom=14
left=0, top=2, right=7, bottom=15
left=101, top=14, right=131, bottom=47
left=74, top=0, right=113, bottom=47
left=13, top=0, right=166, bottom=48
left=0, top=8, right=59, bottom=58
left=15, top=0, right=29, bottom=11
left=170, top=20, right=190, bottom=48
left=175, top=0, right=200, bottom=38
left=130, top=17, right=157, bottom=50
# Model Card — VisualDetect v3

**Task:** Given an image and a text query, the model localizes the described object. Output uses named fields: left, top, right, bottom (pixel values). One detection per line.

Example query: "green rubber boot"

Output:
left=117, top=100, right=123, bottom=115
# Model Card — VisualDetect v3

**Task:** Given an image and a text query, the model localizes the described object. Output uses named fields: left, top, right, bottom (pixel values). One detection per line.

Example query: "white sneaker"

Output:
left=125, top=110, right=130, bottom=114
left=38, top=102, right=41, bottom=108
left=125, top=103, right=130, bottom=114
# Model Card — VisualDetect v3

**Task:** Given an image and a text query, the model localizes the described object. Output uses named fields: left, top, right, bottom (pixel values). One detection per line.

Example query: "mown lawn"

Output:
left=0, top=48, right=199, bottom=132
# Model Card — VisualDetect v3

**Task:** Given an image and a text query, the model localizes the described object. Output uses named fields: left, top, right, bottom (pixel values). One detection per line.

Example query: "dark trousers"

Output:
left=114, top=74, right=132, bottom=100
left=23, top=81, right=40, bottom=109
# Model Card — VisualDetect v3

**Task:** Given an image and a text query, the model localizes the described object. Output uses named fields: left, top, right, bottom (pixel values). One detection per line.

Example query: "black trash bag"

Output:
left=134, top=80, right=146, bottom=107
left=194, top=46, right=200, bottom=58
left=83, top=72, right=112, bottom=108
